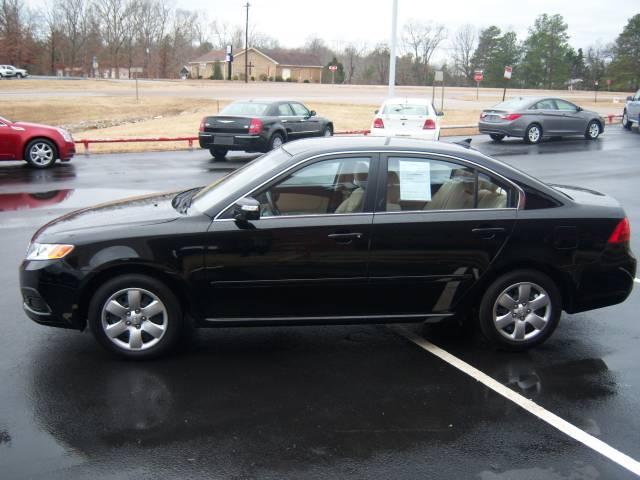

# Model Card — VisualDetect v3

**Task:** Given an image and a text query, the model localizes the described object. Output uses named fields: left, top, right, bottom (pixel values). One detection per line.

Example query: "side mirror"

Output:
left=436, top=111, right=444, bottom=117
left=374, top=109, right=379, bottom=114
left=576, top=106, right=583, bottom=112
left=308, top=110, right=316, bottom=117
left=627, top=96, right=633, bottom=101
left=233, top=197, right=260, bottom=222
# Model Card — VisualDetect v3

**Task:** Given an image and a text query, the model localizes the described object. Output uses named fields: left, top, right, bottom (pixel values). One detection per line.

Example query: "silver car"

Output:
left=479, top=97, right=604, bottom=144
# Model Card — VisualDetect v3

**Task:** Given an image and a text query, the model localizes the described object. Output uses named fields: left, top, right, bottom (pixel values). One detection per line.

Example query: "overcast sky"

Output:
left=177, top=0, right=636, bottom=59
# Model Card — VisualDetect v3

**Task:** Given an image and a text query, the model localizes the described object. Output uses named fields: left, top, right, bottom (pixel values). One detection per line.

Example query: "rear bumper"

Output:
left=478, top=121, right=523, bottom=137
left=199, top=133, right=268, bottom=152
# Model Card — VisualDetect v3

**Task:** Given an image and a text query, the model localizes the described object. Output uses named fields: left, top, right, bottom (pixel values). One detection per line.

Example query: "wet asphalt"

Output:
left=1, top=128, right=640, bottom=479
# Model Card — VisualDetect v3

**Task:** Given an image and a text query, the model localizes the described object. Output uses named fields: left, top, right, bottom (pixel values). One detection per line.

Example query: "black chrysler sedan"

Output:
left=20, top=137, right=635, bottom=359
left=198, top=99, right=333, bottom=160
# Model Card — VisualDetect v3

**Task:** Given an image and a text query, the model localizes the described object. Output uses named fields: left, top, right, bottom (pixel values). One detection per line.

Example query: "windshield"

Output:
left=0, top=116, right=11, bottom=124
left=191, top=148, right=292, bottom=214
left=490, top=98, right=532, bottom=111
left=383, top=104, right=430, bottom=115
left=219, top=102, right=271, bottom=116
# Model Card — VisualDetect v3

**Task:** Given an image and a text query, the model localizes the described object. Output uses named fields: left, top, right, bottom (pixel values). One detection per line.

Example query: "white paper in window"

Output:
left=398, top=160, right=431, bottom=201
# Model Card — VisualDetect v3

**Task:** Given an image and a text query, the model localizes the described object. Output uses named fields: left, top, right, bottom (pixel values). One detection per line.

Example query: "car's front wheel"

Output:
left=25, top=139, right=57, bottom=168
left=88, top=274, right=184, bottom=359
left=524, top=124, right=543, bottom=144
left=585, top=120, right=601, bottom=140
left=489, top=133, right=505, bottom=142
left=16, top=73, right=23, bottom=78
left=322, top=125, right=333, bottom=137
left=478, top=269, right=561, bottom=351
left=622, top=110, right=632, bottom=130
left=209, top=147, right=228, bottom=161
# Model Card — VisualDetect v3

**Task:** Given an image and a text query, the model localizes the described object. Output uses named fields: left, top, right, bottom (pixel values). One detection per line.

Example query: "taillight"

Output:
left=608, top=217, right=630, bottom=244
left=373, top=118, right=384, bottom=128
left=480, top=112, right=487, bottom=119
left=501, top=113, right=522, bottom=121
left=199, top=118, right=206, bottom=132
left=423, top=119, right=436, bottom=130
left=248, top=118, right=263, bottom=134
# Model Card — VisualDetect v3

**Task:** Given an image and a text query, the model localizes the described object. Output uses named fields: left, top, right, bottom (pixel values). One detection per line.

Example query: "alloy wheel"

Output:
left=492, top=282, right=551, bottom=342
left=527, top=126, right=541, bottom=143
left=101, top=288, right=168, bottom=351
left=29, top=143, right=54, bottom=166
left=588, top=122, right=600, bottom=138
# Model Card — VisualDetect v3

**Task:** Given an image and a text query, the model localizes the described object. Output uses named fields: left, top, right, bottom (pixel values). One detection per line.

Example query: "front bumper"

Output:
left=19, top=259, right=83, bottom=330
left=199, top=133, right=268, bottom=152
left=60, top=141, right=76, bottom=161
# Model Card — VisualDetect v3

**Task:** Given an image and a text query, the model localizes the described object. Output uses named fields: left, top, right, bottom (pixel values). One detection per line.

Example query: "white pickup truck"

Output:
left=0, top=65, right=28, bottom=78
left=623, top=89, right=640, bottom=130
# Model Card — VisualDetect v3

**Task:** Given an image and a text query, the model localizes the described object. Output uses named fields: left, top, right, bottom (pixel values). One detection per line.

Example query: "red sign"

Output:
left=474, top=70, right=483, bottom=82
left=606, top=79, right=612, bottom=86
left=329, top=65, right=337, bottom=72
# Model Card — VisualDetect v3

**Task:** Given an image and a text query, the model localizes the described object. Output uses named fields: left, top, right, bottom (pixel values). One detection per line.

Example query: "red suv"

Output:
left=0, top=116, right=75, bottom=168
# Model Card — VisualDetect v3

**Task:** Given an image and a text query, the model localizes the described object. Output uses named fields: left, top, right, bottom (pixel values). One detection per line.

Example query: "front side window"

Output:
left=555, top=100, right=578, bottom=111
left=533, top=99, right=556, bottom=110
left=290, top=103, right=310, bottom=117
left=256, top=157, right=371, bottom=217
left=385, top=157, right=514, bottom=211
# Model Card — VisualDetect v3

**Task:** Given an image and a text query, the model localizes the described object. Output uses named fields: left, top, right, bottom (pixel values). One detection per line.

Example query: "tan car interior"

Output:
left=386, top=168, right=508, bottom=211
left=334, top=162, right=370, bottom=213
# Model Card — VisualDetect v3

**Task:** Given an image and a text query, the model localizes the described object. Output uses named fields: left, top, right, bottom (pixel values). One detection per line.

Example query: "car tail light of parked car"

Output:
left=199, top=118, right=206, bottom=132
left=501, top=113, right=522, bottom=121
left=423, top=119, right=436, bottom=130
left=373, top=118, right=385, bottom=129
left=608, top=217, right=631, bottom=244
left=248, top=118, right=263, bottom=135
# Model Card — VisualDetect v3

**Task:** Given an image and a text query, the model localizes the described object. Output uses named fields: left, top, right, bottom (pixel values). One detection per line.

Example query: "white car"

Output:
left=370, top=97, right=442, bottom=140
left=0, top=65, right=28, bottom=79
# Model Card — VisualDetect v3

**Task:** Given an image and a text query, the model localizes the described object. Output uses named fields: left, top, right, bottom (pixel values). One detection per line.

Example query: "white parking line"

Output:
left=394, top=326, right=640, bottom=477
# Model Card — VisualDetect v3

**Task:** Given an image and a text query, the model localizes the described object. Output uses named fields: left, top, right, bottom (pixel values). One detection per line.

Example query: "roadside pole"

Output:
left=244, top=2, right=250, bottom=84
left=388, top=0, right=398, bottom=97
left=226, top=45, right=233, bottom=80
left=594, top=80, right=599, bottom=103
left=135, top=75, right=139, bottom=102
left=474, top=70, right=483, bottom=100
left=502, top=66, right=512, bottom=101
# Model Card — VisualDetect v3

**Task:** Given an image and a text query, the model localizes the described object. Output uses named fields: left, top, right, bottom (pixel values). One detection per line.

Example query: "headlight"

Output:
left=57, top=128, right=73, bottom=142
left=26, top=243, right=74, bottom=260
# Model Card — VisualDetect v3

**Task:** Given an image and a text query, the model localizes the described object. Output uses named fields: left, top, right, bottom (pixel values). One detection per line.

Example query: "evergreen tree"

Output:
left=323, top=56, right=345, bottom=84
left=609, top=14, right=640, bottom=90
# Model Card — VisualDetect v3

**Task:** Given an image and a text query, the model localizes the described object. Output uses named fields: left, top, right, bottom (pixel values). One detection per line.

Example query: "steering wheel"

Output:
left=265, top=190, right=281, bottom=216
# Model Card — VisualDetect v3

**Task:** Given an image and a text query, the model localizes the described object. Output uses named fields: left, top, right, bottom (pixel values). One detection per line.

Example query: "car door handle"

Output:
left=281, top=119, right=288, bottom=123
left=328, top=232, right=363, bottom=244
left=472, top=227, right=506, bottom=239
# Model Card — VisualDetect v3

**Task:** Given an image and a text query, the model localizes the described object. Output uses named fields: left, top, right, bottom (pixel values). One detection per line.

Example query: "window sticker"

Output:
left=398, top=160, right=431, bottom=201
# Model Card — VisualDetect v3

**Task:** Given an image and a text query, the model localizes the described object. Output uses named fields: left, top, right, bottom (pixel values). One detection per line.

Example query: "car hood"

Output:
left=13, top=121, right=59, bottom=131
left=34, top=191, right=181, bottom=242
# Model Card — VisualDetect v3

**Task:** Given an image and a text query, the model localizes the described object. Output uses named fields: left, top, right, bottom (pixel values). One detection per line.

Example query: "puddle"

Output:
left=0, top=188, right=157, bottom=212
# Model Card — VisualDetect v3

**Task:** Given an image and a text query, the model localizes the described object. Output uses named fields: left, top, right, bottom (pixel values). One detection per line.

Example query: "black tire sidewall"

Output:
left=322, top=126, right=333, bottom=137
left=478, top=269, right=561, bottom=351
left=490, top=134, right=505, bottom=142
left=524, top=124, right=542, bottom=144
left=210, top=148, right=228, bottom=161
left=25, top=139, right=57, bottom=168
left=88, top=274, right=183, bottom=359
left=622, top=111, right=632, bottom=129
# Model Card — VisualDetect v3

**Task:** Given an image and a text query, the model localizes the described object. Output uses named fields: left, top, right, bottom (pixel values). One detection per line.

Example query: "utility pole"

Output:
left=244, top=2, right=250, bottom=84
left=388, top=0, right=398, bottom=97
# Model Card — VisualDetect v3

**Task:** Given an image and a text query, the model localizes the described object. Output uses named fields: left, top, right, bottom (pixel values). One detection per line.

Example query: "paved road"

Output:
left=1, top=128, right=639, bottom=479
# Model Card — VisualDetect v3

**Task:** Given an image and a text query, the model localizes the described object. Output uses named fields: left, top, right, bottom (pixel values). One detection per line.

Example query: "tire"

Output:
left=209, top=147, right=228, bottom=161
left=478, top=269, right=561, bottom=351
left=25, top=138, right=57, bottom=168
left=524, top=124, right=542, bottom=144
left=88, top=274, right=184, bottom=359
left=16, top=73, right=23, bottom=79
left=489, top=133, right=505, bottom=142
left=321, top=125, right=333, bottom=137
left=585, top=120, right=601, bottom=140
left=622, top=110, right=632, bottom=130
left=268, top=132, right=284, bottom=150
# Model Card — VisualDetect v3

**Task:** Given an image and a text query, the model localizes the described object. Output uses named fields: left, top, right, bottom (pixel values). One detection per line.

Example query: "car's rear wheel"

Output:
left=478, top=269, right=561, bottom=351
left=88, top=274, right=184, bottom=359
left=269, top=132, right=284, bottom=150
left=489, top=133, right=505, bottom=142
left=524, top=124, right=542, bottom=144
left=25, top=139, right=57, bottom=168
left=585, top=120, right=601, bottom=140
left=209, top=147, right=228, bottom=161
left=622, top=111, right=632, bottom=130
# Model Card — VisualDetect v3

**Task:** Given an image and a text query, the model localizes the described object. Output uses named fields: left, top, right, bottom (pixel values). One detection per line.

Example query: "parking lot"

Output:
left=1, top=129, right=640, bottom=479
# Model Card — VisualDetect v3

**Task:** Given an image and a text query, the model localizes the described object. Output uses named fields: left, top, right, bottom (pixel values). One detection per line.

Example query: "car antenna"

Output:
left=454, top=138, right=473, bottom=149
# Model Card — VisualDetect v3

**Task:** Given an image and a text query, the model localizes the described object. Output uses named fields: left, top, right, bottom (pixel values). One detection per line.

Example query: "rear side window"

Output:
left=533, top=99, right=556, bottom=110
left=385, top=157, right=514, bottom=211
left=523, top=188, right=560, bottom=210
left=276, top=104, right=294, bottom=116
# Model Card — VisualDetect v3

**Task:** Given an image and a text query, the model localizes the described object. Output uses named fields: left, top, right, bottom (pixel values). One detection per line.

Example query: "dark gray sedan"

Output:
left=479, top=97, right=604, bottom=144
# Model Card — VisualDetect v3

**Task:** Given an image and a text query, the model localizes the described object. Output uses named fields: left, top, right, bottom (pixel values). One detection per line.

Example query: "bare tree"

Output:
left=94, top=0, right=133, bottom=78
left=402, top=20, right=446, bottom=84
left=135, top=0, right=170, bottom=77
left=451, top=24, right=477, bottom=84
left=341, top=42, right=364, bottom=84
left=56, top=0, right=88, bottom=70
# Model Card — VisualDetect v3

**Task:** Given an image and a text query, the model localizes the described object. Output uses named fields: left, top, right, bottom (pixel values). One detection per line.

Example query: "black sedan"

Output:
left=20, top=137, right=636, bottom=359
left=198, top=99, right=334, bottom=160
